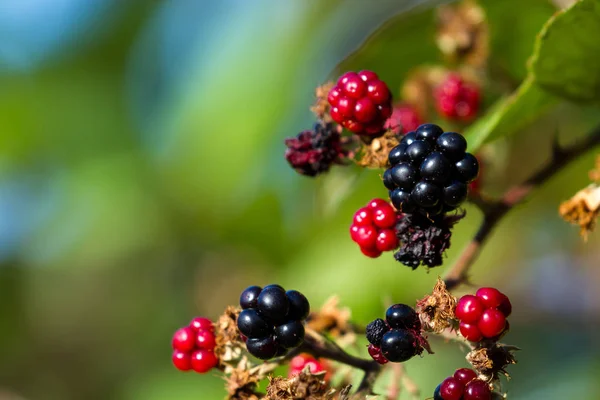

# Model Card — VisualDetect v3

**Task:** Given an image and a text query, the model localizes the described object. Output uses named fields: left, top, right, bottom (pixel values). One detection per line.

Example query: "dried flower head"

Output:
left=356, top=130, right=402, bottom=169
left=285, top=122, right=347, bottom=177
left=266, top=368, right=334, bottom=400
left=311, top=82, right=336, bottom=122
left=224, top=357, right=278, bottom=400
left=394, top=212, right=465, bottom=269
left=416, top=278, right=457, bottom=333
left=466, top=343, right=519, bottom=382
left=559, top=184, right=600, bottom=240
left=215, top=306, right=245, bottom=363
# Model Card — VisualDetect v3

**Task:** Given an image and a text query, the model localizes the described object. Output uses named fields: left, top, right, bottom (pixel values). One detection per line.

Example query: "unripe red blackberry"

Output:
left=384, top=124, right=478, bottom=216
left=435, top=74, right=480, bottom=121
left=350, top=199, right=400, bottom=258
left=384, top=103, right=423, bottom=135
left=288, top=354, right=330, bottom=380
left=328, top=71, right=392, bottom=136
left=455, top=288, right=512, bottom=342
left=434, top=369, right=490, bottom=400
left=171, top=316, right=218, bottom=374
left=284, top=122, right=347, bottom=177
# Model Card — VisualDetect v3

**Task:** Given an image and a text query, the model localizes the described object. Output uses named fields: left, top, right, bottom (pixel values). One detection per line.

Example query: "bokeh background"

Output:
left=1, top=0, right=599, bottom=399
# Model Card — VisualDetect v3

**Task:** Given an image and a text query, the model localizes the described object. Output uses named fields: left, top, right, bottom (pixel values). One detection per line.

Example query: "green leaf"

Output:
left=529, top=0, right=600, bottom=102
left=463, top=77, right=557, bottom=151
left=481, top=0, right=555, bottom=81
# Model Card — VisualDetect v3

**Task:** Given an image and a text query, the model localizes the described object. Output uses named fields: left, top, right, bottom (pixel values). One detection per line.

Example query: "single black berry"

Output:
left=275, top=321, right=305, bottom=348
left=385, top=304, right=421, bottom=330
left=390, top=163, right=418, bottom=190
left=420, top=152, right=452, bottom=184
left=415, top=123, right=443, bottom=145
left=406, top=140, right=431, bottom=165
left=443, top=181, right=468, bottom=207
left=433, top=384, right=443, bottom=400
left=389, top=143, right=409, bottom=165
left=400, top=131, right=417, bottom=146
left=455, top=153, right=479, bottom=182
left=366, top=318, right=390, bottom=346
left=380, top=329, right=418, bottom=362
left=411, top=181, right=441, bottom=208
left=240, top=286, right=262, bottom=309
left=390, top=188, right=417, bottom=213
left=286, top=290, right=310, bottom=321
left=257, top=286, right=289, bottom=324
left=237, top=309, right=272, bottom=338
left=383, top=168, right=395, bottom=190
left=436, top=131, right=467, bottom=161
left=246, top=335, right=279, bottom=360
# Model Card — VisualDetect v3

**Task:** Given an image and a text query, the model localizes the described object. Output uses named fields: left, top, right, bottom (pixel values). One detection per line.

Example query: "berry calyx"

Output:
left=367, top=344, right=389, bottom=364
left=190, top=349, right=218, bottom=373
left=328, top=71, right=393, bottom=136
left=172, top=327, right=195, bottom=352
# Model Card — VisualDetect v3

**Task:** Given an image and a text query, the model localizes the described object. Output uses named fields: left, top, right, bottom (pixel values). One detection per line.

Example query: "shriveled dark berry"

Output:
left=380, top=329, right=418, bottom=362
left=275, top=321, right=305, bottom=348
left=383, top=168, right=395, bottom=190
left=385, top=304, right=421, bottom=330
left=257, top=286, right=289, bottom=324
left=415, top=123, right=444, bottom=145
left=237, top=309, right=272, bottom=339
left=406, top=140, right=431, bottom=165
left=443, top=181, right=468, bottom=207
left=436, top=131, right=467, bottom=161
left=240, top=286, right=262, bottom=309
left=246, top=336, right=279, bottom=360
left=390, top=189, right=417, bottom=213
left=420, top=152, right=452, bottom=184
left=411, top=181, right=441, bottom=208
left=455, top=153, right=479, bottom=182
left=285, top=290, right=310, bottom=321
left=389, top=143, right=409, bottom=165
left=366, top=318, right=390, bottom=346
left=390, top=163, right=418, bottom=190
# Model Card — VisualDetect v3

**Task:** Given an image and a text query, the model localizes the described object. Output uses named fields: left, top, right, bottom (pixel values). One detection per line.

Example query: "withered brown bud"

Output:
left=466, top=343, right=519, bottom=381
left=416, top=278, right=457, bottom=333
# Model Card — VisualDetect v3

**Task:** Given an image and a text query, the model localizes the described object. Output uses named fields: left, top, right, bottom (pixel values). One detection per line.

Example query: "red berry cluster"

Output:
left=171, top=317, right=219, bottom=373
left=384, top=103, right=423, bottom=135
left=435, top=74, right=480, bottom=121
left=456, top=288, right=512, bottom=342
left=328, top=71, right=392, bottom=136
left=434, top=368, right=492, bottom=400
left=350, top=198, right=400, bottom=258
left=288, top=353, right=330, bottom=381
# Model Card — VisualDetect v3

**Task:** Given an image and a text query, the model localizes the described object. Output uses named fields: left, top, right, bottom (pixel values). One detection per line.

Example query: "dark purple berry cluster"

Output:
left=366, top=304, right=424, bottom=363
left=383, top=124, right=478, bottom=216
left=284, top=122, right=346, bottom=177
left=237, top=284, right=310, bottom=360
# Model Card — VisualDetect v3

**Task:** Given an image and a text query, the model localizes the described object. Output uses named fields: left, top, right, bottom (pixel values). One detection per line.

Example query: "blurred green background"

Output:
left=1, top=0, right=599, bottom=399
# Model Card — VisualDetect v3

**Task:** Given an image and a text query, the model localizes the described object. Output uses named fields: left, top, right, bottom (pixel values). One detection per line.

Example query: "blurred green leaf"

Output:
left=481, top=0, right=555, bottom=81
left=529, top=0, right=600, bottom=102
left=334, top=8, right=439, bottom=93
left=463, top=77, right=557, bottom=151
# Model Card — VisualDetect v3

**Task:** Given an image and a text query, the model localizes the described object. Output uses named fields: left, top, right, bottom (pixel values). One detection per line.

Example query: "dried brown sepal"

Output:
left=311, top=82, right=336, bottom=122
left=559, top=184, right=600, bottom=241
left=266, top=367, right=335, bottom=400
left=416, top=278, right=457, bottom=333
left=436, top=0, right=489, bottom=68
left=466, top=343, right=519, bottom=382
left=355, top=130, right=402, bottom=169
left=215, top=305, right=245, bottom=363
left=306, top=296, right=355, bottom=343
left=224, top=357, right=279, bottom=400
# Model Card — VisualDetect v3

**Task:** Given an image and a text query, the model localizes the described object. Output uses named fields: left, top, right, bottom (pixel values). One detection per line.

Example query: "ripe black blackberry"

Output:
left=284, top=122, right=347, bottom=177
left=365, top=303, right=428, bottom=364
left=236, top=285, right=310, bottom=360
left=384, top=124, right=478, bottom=216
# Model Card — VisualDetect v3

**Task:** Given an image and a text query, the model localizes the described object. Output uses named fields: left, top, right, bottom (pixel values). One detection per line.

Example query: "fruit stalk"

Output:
left=444, top=126, right=600, bottom=289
